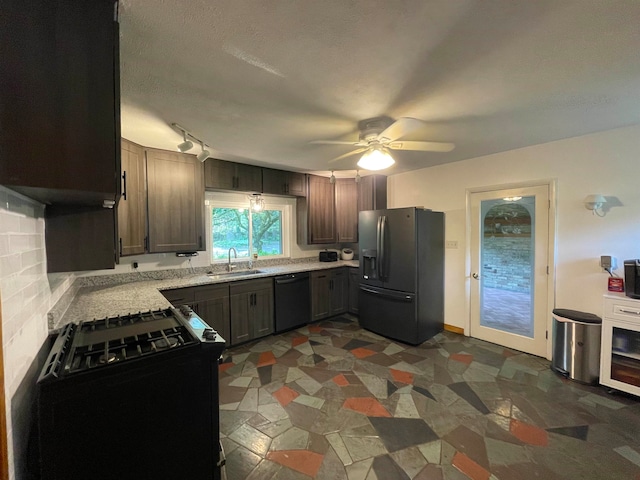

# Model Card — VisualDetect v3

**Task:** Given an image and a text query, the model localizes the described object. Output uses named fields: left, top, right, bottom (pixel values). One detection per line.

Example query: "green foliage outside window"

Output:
left=212, top=207, right=282, bottom=259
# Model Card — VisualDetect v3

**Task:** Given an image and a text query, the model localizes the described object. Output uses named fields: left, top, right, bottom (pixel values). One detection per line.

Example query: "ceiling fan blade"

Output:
left=309, top=140, right=361, bottom=146
left=387, top=141, right=455, bottom=152
left=329, top=147, right=368, bottom=163
left=377, top=117, right=425, bottom=143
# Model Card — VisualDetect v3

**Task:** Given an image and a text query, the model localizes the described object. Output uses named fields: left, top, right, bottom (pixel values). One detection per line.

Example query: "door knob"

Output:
left=472, top=272, right=480, bottom=279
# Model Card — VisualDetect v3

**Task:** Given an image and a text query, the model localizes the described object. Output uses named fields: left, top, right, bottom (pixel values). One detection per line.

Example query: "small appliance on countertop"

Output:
left=624, top=259, right=640, bottom=299
left=341, top=248, right=354, bottom=260
left=319, top=250, right=338, bottom=262
left=37, top=306, right=226, bottom=480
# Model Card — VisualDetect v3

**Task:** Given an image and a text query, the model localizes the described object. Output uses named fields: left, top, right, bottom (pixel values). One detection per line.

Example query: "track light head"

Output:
left=197, top=141, right=210, bottom=162
left=177, top=130, right=194, bottom=152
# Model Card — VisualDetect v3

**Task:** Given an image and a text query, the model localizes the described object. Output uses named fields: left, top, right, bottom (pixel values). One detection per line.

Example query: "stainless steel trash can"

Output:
left=551, top=308, right=602, bottom=384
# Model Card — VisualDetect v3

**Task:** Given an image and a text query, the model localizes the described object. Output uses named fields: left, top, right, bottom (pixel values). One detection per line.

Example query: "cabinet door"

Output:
left=118, top=139, right=146, bottom=256
left=230, top=292, right=252, bottom=345
left=1, top=0, right=120, bottom=205
left=349, top=268, right=359, bottom=314
left=335, top=179, right=358, bottom=243
left=262, top=169, right=288, bottom=195
left=204, top=159, right=236, bottom=190
left=45, top=206, right=116, bottom=273
left=358, top=175, right=387, bottom=212
left=307, top=175, right=336, bottom=244
left=146, top=149, right=205, bottom=253
left=286, top=172, right=307, bottom=197
left=252, top=287, right=274, bottom=339
left=194, top=284, right=231, bottom=345
left=236, top=164, right=263, bottom=192
left=310, top=271, right=332, bottom=321
left=330, top=268, right=348, bottom=316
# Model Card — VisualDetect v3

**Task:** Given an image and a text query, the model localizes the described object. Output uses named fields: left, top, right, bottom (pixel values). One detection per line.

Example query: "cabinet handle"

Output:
left=619, top=308, right=640, bottom=316
left=285, top=183, right=289, bottom=194
left=119, top=237, right=123, bottom=256
left=144, top=236, right=149, bottom=251
left=122, top=171, right=127, bottom=201
left=330, top=279, right=333, bottom=290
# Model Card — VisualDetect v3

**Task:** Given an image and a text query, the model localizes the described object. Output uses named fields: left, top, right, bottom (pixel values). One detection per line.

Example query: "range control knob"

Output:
left=179, top=305, right=192, bottom=316
left=202, top=328, right=217, bottom=340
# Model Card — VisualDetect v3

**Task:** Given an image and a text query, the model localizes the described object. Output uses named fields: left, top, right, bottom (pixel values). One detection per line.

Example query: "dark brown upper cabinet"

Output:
left=358, top=175, right=387, bottom=212
left=297, top=174, right=336, bottom=244
left=204, top=159, right=262, bottom=193
left=146, top=149, right=205, bottom=253
left=262, top=169, right=306, bottom=197
left=1, top=0, right=120, bottom=207
left=335, top=179, right=358, bottom=243
left=118, top=139, right=146, bottom=256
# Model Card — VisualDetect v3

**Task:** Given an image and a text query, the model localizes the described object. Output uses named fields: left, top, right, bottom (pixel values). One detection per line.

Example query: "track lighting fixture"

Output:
left=197, top=141, right=211, bottom=162
left=329, top=170, right=336, bottom=184
left=172, top=123, right=213, bottom=159
left=177, top=129, right=194, bottom=152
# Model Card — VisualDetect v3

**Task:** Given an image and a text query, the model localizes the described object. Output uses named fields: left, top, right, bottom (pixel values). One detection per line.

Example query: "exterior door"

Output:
left=470, top=185, right=550, bottom=357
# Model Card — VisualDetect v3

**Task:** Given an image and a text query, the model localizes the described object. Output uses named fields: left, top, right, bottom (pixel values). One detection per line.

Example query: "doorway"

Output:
left=469, top=184, right=551, bottom=357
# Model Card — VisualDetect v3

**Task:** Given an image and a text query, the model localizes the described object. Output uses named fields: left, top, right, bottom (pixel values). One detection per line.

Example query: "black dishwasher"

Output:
left=274, top=272, right=310, bottom=332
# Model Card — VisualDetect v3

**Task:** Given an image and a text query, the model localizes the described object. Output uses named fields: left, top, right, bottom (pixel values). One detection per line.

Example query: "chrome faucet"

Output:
left=227, top=247, right=237, bottom=272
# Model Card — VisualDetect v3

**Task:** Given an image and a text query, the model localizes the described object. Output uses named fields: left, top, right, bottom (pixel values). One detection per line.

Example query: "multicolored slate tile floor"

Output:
left=218, top=316, right=640, bottom=479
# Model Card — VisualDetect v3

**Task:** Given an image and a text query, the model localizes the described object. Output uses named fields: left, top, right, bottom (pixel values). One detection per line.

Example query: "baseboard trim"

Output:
left=444, top=324, right=465, bottom=335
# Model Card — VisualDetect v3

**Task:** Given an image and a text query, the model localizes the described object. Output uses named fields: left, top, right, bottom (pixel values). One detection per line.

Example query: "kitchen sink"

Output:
left=207, top=269, right=264, bottom=280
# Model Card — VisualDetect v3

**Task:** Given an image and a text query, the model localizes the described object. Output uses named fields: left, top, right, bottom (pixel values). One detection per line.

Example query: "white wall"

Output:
left=388, top=124, right=640, bottom=330
left=0, top=186, right=75, bottom=480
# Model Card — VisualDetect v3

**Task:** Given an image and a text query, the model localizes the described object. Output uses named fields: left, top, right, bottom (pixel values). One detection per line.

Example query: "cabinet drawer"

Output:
left=194, top=283, right=230, bottom=301
left=230, top=277, right=273, bottom=295
left=161, top=287, right=195, bottom=305
left=604, top=295, right=640, bottom=323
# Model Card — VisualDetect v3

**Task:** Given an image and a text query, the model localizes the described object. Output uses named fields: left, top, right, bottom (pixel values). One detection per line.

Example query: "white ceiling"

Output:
left=119, top=0, right=640, bottom=177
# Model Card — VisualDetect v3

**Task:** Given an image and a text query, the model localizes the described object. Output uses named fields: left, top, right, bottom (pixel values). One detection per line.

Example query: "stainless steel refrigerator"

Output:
left=358, top=207, right=444, bottom=345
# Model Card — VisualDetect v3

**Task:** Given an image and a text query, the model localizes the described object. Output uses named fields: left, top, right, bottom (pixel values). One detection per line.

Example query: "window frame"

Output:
left=206, top=192, right=291, bottom=264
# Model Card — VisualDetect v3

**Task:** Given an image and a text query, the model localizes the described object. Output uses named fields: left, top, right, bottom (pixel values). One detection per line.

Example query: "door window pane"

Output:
left=480, top=197, right=534, bottom=337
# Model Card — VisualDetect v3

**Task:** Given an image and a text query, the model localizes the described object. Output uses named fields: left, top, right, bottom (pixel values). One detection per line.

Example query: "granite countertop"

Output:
left=53, top=260, right=358, bottom=329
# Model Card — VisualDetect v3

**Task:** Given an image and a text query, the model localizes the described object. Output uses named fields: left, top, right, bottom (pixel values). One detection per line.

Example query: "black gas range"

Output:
left=37, top=306, right=226, bottom=480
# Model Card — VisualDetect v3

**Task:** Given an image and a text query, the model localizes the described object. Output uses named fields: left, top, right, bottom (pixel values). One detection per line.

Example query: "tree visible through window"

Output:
left=212, top=207, right=283, bottom=260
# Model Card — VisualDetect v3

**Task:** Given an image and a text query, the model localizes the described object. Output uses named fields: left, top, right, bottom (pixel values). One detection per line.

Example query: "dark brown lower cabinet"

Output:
left=311, top=268, right=348, bottom=321
left=230, top=278, right=274, bottom=345
left=193, top=284, right=231, bottom=346
left=161, top=284, right=231, bottom=346
left=348, top=267, right=359, bottom=315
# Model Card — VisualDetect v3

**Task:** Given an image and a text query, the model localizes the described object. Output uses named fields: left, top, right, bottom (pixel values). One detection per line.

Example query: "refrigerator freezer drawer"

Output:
left=359, top=285, right=419, bottom=344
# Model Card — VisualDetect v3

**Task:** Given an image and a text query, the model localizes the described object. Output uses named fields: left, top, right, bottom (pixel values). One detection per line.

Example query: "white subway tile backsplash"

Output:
left=0, top=212, right=21, bottom=234
left=0, top=186, right=76, bottom=480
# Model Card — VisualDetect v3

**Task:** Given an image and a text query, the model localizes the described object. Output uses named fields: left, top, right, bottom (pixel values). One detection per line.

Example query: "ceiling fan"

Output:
left=310, top=117, right=455, bottom=170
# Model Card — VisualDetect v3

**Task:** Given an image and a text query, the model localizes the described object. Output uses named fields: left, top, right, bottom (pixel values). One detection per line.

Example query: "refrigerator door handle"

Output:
left=376, top=216, right=383, bottom=279
left=360, top=285, right=413, bottom=302
left=379, top=215, right=387, bottom=281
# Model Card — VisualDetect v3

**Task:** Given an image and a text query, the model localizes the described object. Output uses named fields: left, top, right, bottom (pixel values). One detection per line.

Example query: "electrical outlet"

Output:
left=446, top=240, right=459, bottom=249
left=133, top=262, right=139, bottom=269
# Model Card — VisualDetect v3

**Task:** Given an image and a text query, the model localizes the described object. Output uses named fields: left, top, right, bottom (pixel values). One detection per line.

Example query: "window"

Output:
left=208, top=194, right=290, bottom=262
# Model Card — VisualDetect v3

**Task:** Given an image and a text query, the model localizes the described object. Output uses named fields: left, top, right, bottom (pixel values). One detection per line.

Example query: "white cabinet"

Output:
left=600, top=294, right=640, bottom=396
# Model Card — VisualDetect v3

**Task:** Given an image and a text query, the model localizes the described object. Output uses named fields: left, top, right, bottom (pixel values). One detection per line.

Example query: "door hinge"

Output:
left=545, top=330, right=548, bottom=339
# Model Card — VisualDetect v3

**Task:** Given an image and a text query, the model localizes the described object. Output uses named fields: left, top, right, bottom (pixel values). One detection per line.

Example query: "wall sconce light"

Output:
left=584, top=194, right=607, bottom=216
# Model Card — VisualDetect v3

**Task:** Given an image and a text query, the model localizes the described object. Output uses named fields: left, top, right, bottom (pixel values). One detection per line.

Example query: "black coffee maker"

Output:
left=624, top=259, right=640, bottom=299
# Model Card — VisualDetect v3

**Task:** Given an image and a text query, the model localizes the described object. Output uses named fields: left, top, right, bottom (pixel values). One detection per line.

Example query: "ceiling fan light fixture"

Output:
left=357, top=148, right=395, bottom=171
